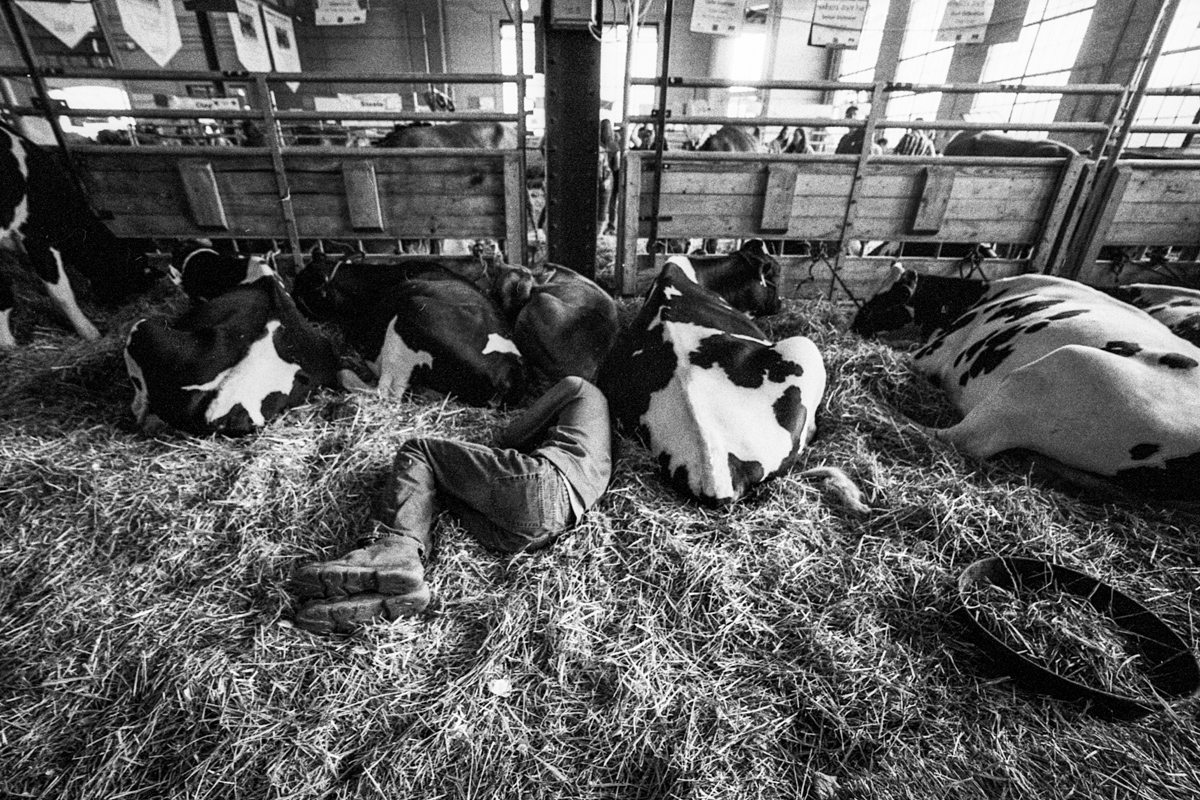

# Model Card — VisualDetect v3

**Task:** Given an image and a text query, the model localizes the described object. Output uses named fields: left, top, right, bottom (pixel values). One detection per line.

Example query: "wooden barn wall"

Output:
left=292, top=0, right=447, bottom=107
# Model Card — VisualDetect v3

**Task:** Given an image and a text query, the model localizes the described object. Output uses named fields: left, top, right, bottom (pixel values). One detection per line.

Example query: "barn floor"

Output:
left=2, top=275, right=1199, bottom=800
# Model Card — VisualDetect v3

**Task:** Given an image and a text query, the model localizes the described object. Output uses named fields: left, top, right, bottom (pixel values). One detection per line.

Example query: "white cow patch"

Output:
left=665, top=256, right=697, bottom=283
left=642, top=320, right=826, bottom=501
left=1, top=134, right=30, bottom=242
left=369, top=317, right=434, bottom=396
left=0, top=308, right=14, bottom=348
left=181, top=320, right=300, bottom=426
left=44, top=247, right=100, bottom=340
left=124, top=321, right=149, bottom=422
left=482, top=332, right=520, bottom=357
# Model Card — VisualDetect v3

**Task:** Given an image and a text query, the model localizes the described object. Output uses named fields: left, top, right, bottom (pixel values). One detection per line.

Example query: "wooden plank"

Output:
left=1118, top=170, right=1200, bottom=203
left=1103, top=221, right=1200, bottom=245
left=1032, top=155, right=1086, bottom=274
left=760, top=164, right=799, bottom=233
left=342, top=161, right=384, bottom=231
left=177, top=161, right=229, bottom=230
left=1077, top=165, right=1134, bottom=275
left=1109, top=203, right=1200, bottom=224
left=620, top=152, right=643, bottom=296
left=909, top=166, right=954, bottom=233
left=503, top=152, right=524, bottom=262
left=284, top=155, right=506, bottom=175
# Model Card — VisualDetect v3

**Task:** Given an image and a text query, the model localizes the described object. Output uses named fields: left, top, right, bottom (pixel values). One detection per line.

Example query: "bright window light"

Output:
left=730, top=30, right=766, bottom=90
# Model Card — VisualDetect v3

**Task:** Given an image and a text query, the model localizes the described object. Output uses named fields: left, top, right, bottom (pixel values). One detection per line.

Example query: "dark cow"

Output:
left=292, top=254, right=525, bottom=406
left=1, top=122, right=157, bottom=346
left=852, top=265, right=1200, bottom=501
left=377, top=121, right=518, bottom=150
left=698, top=126, right=763, bottom=152
left=170, top=240, right=275, bottom=302
left=599, top=262, right=865, bottom=508
left=1105, top=283, right=1200, bottom=347
left=943, top=131, right=1078, bottom=159
left=660, top=240, right=782, bottom=316
left=124, top=271, right=339, bottom=436
left=482, top=260, right=618, bottom=383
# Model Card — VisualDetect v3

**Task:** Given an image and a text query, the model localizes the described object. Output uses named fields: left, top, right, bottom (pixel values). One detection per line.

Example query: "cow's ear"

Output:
left=743, top=239, right=767, bottom=256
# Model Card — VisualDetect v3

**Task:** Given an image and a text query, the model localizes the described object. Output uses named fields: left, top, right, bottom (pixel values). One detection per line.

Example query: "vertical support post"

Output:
left=256, top=75, right=302, bottom=262
left=832, top=81, right=884, bottom=291
left=513, top=0, right=528, bottom=265
left=194, top=10, right=225, bottom=94
left=646, top=0, right=674, bottom=248
left=613, top=0, right=641, bottom=290
left=543, top=0, right=602, bottom=275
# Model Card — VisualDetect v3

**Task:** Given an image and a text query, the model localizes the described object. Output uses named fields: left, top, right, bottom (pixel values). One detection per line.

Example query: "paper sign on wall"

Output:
left=115, top=0, right=182, bottom=67
left=228, top=0, right=272, bottom=71
left=689, top=0, right=746, bottom=36
left=260, top=6, right=301, bottom=91
left=315, top=0, right=367, bottom=26
left=15, top=0, right=97, bottom=49
left=810, top=0, right=869, bottom=48
left=168, top=96, right=245, bottom=110
left=936, top=0, right=995, bottom=43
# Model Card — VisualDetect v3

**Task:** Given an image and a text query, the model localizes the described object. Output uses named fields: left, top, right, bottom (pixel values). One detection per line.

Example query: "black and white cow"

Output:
left=377, top=121, right=517, bottom=150
left=124, top=271, right=340, bottom=436
left=599, top=260, right=864, bottom=507
left=1, top=122, right=157, bottom=346
left=170, top=240, right=276, bottom=302
left=852, top=266, right=1200, bottom=501
left=483, top=260, right=619, bottom=383
left=1104, top=283, right=1200, bottom=348
left=292, top=254, right=526, bottom=406
left=663, top=240, right=782, bottom=317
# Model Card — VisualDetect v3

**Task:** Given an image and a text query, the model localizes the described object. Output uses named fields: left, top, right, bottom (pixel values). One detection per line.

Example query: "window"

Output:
left=1128, top=3, right=1200, bottom=148
left=502, top=21, right=659, bottom=133
left=599, top=24, right=659, bottom=122
left=970, top=0, right=1095, bottom=128
left=889, top=0, right=958, bottom=122
left=500, top=22, right=542, bottom=132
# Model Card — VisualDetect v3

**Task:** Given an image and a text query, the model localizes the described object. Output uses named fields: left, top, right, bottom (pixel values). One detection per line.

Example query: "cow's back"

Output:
left=943, top=131, right=1077, bottom=158
left=514, top=265, right=618, bottom=382
left=600, top=264, right=825, bottom=504
left=380, top=122, right=518, bottom=149
left=698, top=126, right=761, bottom=152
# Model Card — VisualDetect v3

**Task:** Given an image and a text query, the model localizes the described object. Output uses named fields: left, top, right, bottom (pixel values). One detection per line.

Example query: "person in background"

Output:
left=835, top=105, right=866, bottom=154
left=291, top=376, right=614, bottom=634
left=600, top=118, right=621, bottom=235
left=894, top=120, right=938, bottom=156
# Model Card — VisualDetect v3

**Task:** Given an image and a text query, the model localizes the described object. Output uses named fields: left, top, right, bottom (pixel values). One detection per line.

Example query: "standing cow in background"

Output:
left=1, top=122, right=157, bottom=346
left=698, top=125, right=762, bottom=152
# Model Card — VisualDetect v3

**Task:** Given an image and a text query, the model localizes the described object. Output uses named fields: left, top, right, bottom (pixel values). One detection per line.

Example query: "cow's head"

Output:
left=851, top=263, right=919, bottom=337
left=731, top=239, right=781, bottom=316
left=292, top=250, right=357, bottom=320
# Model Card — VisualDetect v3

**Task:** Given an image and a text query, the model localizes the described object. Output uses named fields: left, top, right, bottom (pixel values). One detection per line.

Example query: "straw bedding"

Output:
left=1, top=270, right=1198, bottom=800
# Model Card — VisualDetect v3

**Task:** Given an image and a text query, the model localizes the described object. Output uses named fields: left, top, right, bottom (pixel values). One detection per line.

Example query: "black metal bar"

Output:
left=0, top=65, right=523, bottom=84
left=543, top=0, right=602, bottom=276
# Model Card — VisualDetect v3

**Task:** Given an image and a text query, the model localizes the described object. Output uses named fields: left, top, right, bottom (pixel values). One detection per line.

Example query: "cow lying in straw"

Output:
left=851, top=265, right=1200, bottom=501
left=599, top=259, right=868, bottom=510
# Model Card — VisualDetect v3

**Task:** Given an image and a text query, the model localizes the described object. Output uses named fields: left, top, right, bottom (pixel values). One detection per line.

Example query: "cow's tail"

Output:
left=799, top=466, right=873, bottom=515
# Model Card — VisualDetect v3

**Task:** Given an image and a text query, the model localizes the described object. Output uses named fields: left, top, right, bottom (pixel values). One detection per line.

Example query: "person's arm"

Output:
left=494, top=376, right=590, bottom=452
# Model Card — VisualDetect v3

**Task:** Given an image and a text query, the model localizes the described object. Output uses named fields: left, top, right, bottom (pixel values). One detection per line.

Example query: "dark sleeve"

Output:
left=494, top=376, right=592, bottom=452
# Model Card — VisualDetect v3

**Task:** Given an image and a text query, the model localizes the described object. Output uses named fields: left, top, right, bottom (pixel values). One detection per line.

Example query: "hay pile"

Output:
left=1, top=284, right=1198, bottom=800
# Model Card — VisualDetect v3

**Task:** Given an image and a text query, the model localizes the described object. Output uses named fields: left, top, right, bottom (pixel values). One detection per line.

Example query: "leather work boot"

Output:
left=291, top=534, right=430, bottom=633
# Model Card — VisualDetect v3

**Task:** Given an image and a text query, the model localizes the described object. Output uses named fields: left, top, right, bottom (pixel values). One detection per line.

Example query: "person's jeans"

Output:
left=381, top=437, right=573, bottom=555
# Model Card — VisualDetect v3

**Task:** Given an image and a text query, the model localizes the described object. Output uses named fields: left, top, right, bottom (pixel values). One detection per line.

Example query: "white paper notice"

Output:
left=689, top=0, right=746, bottom=36
left=228, top=0, right=272, bottom=72
left=15, top=0, right=97, bottom=49
left=315, top=0, right=366, bottom=26
left=810, top=0, right=869, bottom=48
left=115, top=0, right=182, bottom=67
left=261, top=6, right=301, bottom=91
left=936, top=0, right=995, bottom=43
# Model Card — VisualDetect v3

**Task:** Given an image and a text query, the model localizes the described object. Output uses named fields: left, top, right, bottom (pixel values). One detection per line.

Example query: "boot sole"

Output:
left=294, top=586, right=433, bottom=634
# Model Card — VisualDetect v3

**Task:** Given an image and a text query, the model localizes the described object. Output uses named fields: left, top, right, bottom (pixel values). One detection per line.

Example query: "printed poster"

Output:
left=228, top=0, right=272, bottom=72
left=689, top=0, right=746, bottom=36
left=261, top=5, right=301, bottom=91
left=115, top=0, right=182, bottom=66
left=936, top=0, right=995, bottom=43
left=15, top=0, right=97, bottom=49
left=315, top=0, right=367, bottom=26
left=810, top=0, right=869, bottom=48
